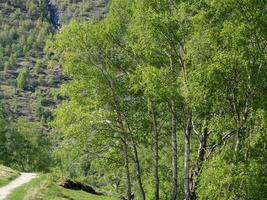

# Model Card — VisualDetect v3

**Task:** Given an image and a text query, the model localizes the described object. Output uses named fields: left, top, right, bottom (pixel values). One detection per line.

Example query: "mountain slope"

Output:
left=0, top=0, right=61, bottom=124
left=0, top=0, right=110, bottom=125
left=0, top=0, right=110, bottom=172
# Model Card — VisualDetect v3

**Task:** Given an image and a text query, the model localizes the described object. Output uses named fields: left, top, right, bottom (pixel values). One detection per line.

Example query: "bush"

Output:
left=34, top=60, right=43, bottom=74
left=16, top=67, right=28, bottom=89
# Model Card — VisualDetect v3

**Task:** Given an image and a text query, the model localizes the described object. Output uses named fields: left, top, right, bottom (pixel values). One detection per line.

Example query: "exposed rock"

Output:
left=57, top=178, right=104, bottom=196
left=52, top=0, right=110, bottom=24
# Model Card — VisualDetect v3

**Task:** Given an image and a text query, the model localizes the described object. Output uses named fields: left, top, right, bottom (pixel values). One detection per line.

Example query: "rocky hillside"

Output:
left=52, top=0, right=109, bottom=25
left=0, top=0, right=109, bottom=126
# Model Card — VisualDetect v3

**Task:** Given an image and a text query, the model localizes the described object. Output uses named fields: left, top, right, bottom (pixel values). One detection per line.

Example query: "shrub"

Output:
left=16, top=67, right=28, bottom=89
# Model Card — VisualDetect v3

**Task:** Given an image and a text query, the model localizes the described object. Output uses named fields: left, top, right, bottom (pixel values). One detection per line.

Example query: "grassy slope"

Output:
left=6, top=175, right=118, bottom=200
left=0, top=165, right=20, bottom=187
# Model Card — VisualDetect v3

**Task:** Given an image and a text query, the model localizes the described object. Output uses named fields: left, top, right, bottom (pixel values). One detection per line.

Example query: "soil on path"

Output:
left=0, top=173, right=37, bottom=200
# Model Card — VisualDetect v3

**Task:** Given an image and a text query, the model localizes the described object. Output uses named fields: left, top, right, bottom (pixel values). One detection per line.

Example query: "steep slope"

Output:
left=52, top=0, right=109, bottom=24
left=0, top=0, right=110, bottom=126
left=0, top=0, right=110, bottom=171
left=0, top=0, right=62, bottom=124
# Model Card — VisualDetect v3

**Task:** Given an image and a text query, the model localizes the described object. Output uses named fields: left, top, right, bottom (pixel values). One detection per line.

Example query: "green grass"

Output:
left=0, top=165, right=20, bottom=187
left=6, top=175, right=119, bottom=200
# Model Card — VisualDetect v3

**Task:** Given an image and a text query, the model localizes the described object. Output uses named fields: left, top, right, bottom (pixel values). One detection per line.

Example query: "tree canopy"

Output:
left=50, top=0, right=267, bottom=199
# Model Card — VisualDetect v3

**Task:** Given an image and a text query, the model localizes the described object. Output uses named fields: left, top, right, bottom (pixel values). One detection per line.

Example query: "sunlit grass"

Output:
left=0, top=165, right=19, bottom=187
left=6, top=174, right=118, bottom=200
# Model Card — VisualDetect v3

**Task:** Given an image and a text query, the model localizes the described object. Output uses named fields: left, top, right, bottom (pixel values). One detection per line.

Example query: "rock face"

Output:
left=52, top=0, right=110, bottom=24
left=47, top=0, right=61, bottom=30
left=57, top=178, right=104, bottom=195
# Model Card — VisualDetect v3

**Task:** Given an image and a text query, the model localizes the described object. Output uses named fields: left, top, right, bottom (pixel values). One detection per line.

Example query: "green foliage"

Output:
left=50, top=0, right=267, bottom=198
left=198, top=110, right=267, bottom=200
left=34, top=59, right=43, bottom=74
left=0, top=115, right=53, bottom=172
left=16, top=67, right=28, bottom=89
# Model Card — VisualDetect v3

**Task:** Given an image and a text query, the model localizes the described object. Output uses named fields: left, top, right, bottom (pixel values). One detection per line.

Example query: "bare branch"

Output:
left=206, top=130, right=236, bottom=159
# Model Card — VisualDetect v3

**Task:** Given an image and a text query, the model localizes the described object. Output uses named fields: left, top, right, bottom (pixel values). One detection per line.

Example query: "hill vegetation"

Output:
left=0, top=0, right=109, bottom=172
left=0, top=0, right=60, bottom=123
left=0, top=165, right=19, bottom=187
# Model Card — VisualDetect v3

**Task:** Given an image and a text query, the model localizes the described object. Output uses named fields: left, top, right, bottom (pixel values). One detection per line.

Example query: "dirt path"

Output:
left=0, top=173, right=37, bottom=200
